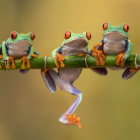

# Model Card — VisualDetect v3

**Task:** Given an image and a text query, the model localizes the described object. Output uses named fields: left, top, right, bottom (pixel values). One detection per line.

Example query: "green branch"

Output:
left=0, top=55, right=139, bottom=70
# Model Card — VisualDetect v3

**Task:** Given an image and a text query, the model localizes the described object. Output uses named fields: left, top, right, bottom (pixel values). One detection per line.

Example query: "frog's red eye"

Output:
left=30, top=33, right=35, bottom=40
left=86, top=32, right=91, bottom=40
left=65, top=31, right=71, bottom=39
left=123, top=24, right=129, bottom=32
left=11, top=32, right=17, bottom=39
left=103, top=22, right=108, bottom=30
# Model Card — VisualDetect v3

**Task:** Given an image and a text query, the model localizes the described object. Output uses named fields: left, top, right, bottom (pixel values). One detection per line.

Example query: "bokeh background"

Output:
left=0, top=0, right=140, bottom=140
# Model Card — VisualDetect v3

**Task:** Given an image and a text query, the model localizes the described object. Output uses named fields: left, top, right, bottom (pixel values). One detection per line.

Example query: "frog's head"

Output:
left=61, top=31, right=91, bottom=48
left=102, top=22, right=129, bottom=38
left=6, top=31, right=35, bottom=45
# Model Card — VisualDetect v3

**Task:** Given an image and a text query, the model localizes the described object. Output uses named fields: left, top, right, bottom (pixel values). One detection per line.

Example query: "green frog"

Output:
left=1, top=31, right=38, bottom=72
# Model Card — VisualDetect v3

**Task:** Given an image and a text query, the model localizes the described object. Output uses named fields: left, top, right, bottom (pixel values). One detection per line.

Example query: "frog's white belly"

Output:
left=103, top=38, right=126, bottom=55
left=7, top=40, right=31, bottom=58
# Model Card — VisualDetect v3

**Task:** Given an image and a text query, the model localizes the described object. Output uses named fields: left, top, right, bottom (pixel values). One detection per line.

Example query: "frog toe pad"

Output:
left=59, top=113, right=81, bottom=128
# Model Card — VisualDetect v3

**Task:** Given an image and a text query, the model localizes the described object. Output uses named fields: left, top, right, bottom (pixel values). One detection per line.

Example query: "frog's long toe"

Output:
left=10, top=57, right=16, bottom=69
left=59, top=113, right=81, bottom=128
left=55, top=53, right=65, bottom=68
left=20, top=56, right=30, bottom=69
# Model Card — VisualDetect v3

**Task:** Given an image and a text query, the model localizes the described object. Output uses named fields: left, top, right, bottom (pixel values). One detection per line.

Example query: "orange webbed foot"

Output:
left=31, top=54, right=38, bottom=58
left=130, top=68, right=140, bottom=72
left=92, top=43, right=105, bottom=65
left=0, top=55, right=3, bottom=59
left=19, top=56, right=30, bottom=69
left=65, top=113, right=82, bottom=128
left=5, top=56, right=16, bottom=70
left=55, top=53, right=65, bottom=68
left=116, top=53, right=125, bottom=66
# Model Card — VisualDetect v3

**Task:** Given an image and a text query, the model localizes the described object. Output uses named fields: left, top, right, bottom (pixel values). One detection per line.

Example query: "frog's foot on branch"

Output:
left=55, top=53, right=65, bottom=68
left=5, top=56, right=16, bottom=70
left=116, top=53, right=125, bottom=66
left=31, top=54, right=38, bottom=58
left=19, top=56, right=30, bottom=69
left=64, top=113, right=82, bottom=128
left=92, top=43, right=105, bottom=65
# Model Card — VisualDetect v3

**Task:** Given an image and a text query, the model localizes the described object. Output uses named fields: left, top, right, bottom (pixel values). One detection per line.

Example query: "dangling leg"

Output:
left=59, top=90, right=83, bottom=128
left=41, top=69, right=56, bottom=93
left=48, top=69, right=82, bottom=128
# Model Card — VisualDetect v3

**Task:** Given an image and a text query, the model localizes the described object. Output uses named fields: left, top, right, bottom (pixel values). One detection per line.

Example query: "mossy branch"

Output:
left=0, top=55, right=139, bottom=70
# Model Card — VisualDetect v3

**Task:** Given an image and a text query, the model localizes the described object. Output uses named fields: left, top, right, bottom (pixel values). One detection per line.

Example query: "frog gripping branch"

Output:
left=0, top=23, right=139, bottom=128
left=1, top=31, right=38, bottom=72
left=91, top=22, right=138, bottom=79
left=41, top=31, right=109, bottom=128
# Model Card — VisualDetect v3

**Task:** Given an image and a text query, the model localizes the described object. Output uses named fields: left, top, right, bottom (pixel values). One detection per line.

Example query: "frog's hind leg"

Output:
left=48, top=69, right=82, bottom=128
left=122, top=68, right=139, bottom=79
left=90, top=68, right=108, bottom=75
left=41, top=69, right=56, bottom=93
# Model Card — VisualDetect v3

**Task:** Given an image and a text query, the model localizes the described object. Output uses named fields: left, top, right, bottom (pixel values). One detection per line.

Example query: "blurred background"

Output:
left=0, top=0, right=140, bottom=139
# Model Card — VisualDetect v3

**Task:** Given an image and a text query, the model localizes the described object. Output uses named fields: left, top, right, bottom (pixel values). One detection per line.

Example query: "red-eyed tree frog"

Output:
left=1, top=31, right=38, bottom=72
left=41, top=31, right=107, bottom=128
left=91, top=22, right=136, bottom=79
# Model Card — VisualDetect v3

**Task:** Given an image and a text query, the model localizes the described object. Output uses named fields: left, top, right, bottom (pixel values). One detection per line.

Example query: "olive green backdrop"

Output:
left=0, top=0, right=140, bottom=140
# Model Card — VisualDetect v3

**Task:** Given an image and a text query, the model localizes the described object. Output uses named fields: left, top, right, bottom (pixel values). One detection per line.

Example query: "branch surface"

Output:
left=0, top=55, right=139, bottom=70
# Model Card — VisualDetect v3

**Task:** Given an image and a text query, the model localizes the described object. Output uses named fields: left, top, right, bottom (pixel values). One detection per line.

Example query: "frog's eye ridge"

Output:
left=30, top=32, right=35, bottom=40
left=11, top=32, right=17, bottom=39
left=65, top=31, right=71, bottom=39
left=123, top=24, right=129, bottom=32
left=103, top=22, right=108, bottom=30
left=86, top=32, right=91, bottom=40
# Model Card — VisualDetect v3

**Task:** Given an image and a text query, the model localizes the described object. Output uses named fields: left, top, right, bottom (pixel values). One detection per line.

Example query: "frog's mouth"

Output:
left=7, top=40, right=32, bottom=48
left=63, top=38, right=88, bottom=48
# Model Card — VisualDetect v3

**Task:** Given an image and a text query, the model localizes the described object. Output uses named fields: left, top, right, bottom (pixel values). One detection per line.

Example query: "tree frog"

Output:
left=1, top=31, right=38, bottom=71
left=92, top=22, right=136, bottom=79
left=41, top=31, right=106, bottom=127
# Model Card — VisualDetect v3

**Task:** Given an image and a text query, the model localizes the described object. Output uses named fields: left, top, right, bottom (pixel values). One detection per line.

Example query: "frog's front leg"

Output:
left=19, top=47, right=38, bottom=70
left=116, top=41, right=132, bottom=66
left=52, top=48, right=65, bottom=68
left=2, top=41, right=16, bottom=70
left=19, top=56, right=28, bottom=69
left=92, top=41, right=106, bottom=65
